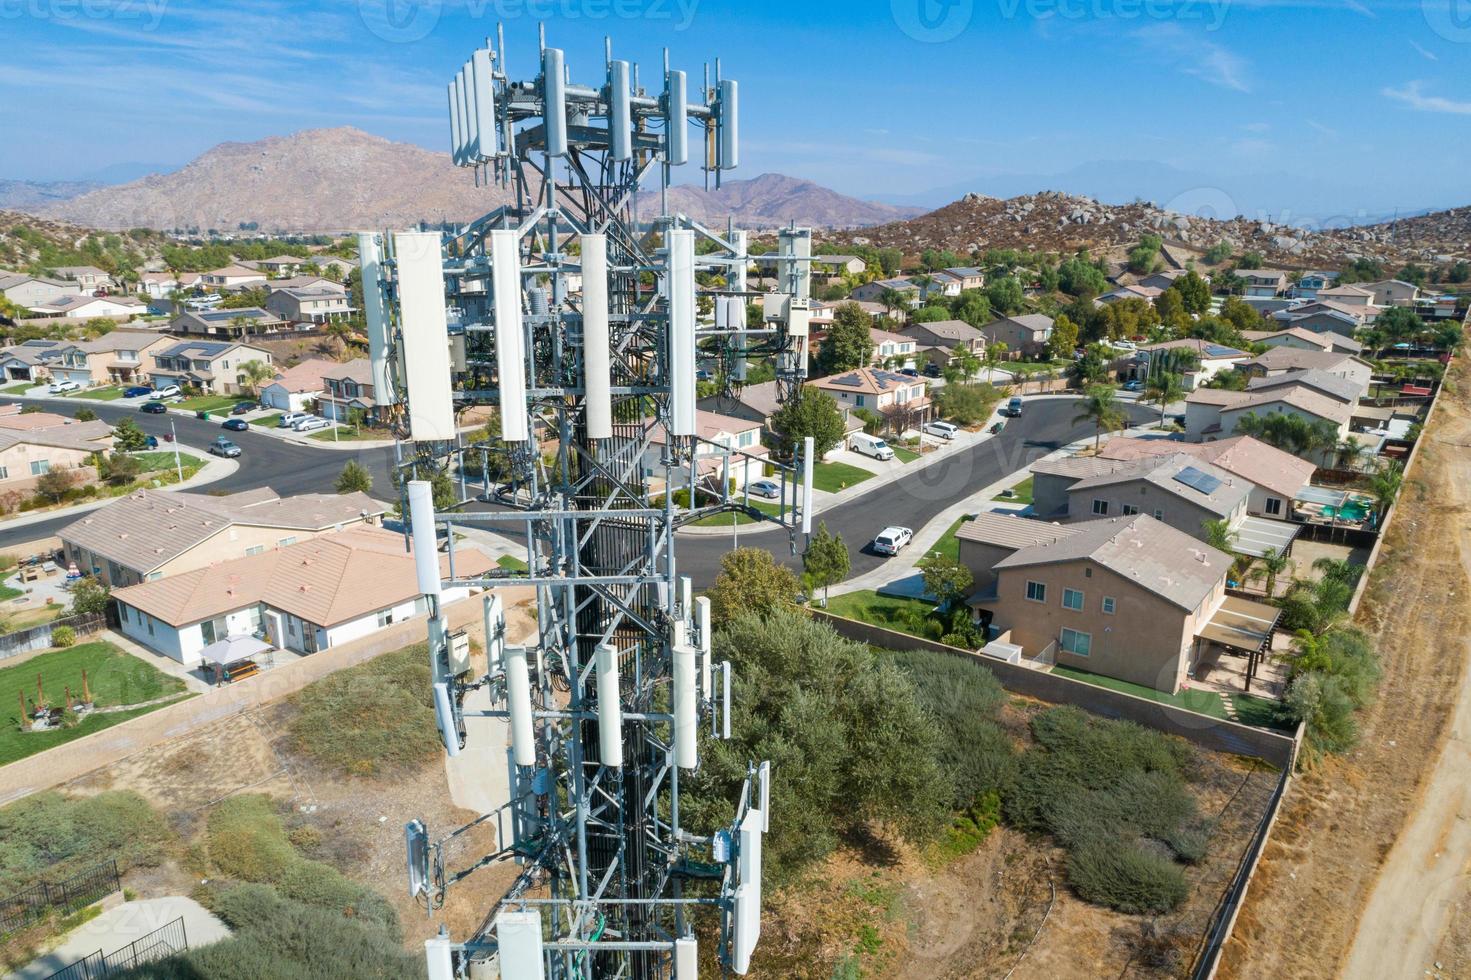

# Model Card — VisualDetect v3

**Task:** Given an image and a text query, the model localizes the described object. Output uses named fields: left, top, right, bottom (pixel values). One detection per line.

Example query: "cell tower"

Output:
left=359, top=25, right=818, bottom=979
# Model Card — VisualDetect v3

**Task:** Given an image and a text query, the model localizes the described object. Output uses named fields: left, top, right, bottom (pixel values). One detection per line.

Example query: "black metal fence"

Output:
left=43, top=916, right=187, bottom=980
left=0, top=859, right=120, bottom=936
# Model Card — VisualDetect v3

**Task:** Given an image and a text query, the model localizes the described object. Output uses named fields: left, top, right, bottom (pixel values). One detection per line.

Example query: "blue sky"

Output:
left=2, top=0, right=1469, bottom=221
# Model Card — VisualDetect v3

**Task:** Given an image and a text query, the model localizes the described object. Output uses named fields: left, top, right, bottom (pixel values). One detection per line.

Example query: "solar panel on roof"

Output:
left=1174, top=465, right=1223, bottom=495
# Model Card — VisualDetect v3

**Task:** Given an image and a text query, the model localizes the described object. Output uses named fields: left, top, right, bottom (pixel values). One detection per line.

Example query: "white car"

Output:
left=152, top=384, right=182, bottom=399
left=47, top=380, right=82, bottom=394
left=923, top=421, right=959, bottom=440
left=748, top=479, right=781, bottom=500
left=278, top=412, right=312, bottom=429
left=872, top=526, right=913, bottom=556
left=293, top=416, right=332, bottom=432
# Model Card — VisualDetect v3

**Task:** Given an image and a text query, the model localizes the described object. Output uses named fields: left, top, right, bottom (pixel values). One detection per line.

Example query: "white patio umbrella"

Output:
left=198, top=634, right=271, bottom=668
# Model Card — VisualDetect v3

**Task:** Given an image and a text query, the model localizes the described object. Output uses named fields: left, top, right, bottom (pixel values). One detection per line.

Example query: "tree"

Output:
left=100, top=453, right=140, bottom=486
left=768, top=388, right=845, bottom=461
left=937, top=382, right=1004, bottom=426
left=1068, top=345, right=1109, bottom=387
left=112, top=417, right=149, bottom=452
left=68, top=575, right=111, bottom=617
left=430, top=469, right=455, bottom=509
left=1143, top=372, right=1186, bottom=428
left=943, top=343, right=981, bottom=383
left=1202, top=519, right=1238, bottom=556
left=73, top=407, right=97, bottom=422
left=1203, top=241, right=1233, bottom=265
left=1057, top=252, right=1107, bottom=297
left=707, top=547, right=800, bottom=625
left=815, top=303, right=873, bottom=374
left=335, top=460, right=373, bottom=494
left=1154, top=288, right=1186, bottom=329
left=1334, top=436, right=1371, bottom=472
left=1377, top=306, right=1422, bottom=345
left=1218, top=296, right=1262, bottom=333
left=239, top=359, right=275, bottom=396
left=35, top=468, right=75, bottom=503
left=802, top=522, right=850, bottom=604
left=985, top=276, right=1024, bottom=315
left=1172, top=271, right=1212, bottom=315
left=919, top=553, right=973, bottom=612
left=951, top=290, right=992, bottom=328
left=1072, top=384, right=1126, bottom=449
left=983, top=342, right=1008, bottom=382
left=1248, top=547, right=1291, bottom=598
left=1368, top=462, right=1404, bottom=519
left=877, top=287, right=909, bottom=319
left=1047, top=313, right=1080, bottom=359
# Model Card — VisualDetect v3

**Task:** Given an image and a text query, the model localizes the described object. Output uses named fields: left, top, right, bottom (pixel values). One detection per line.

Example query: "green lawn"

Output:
left=68, top=386, right=125, bottom=401
left=0, top=642, right=190, bottom=765
left=174, top=395, right=239, bottom=413
left=308, top=425, right=393, bottom=442
left=0, top=382, right=34, bottom=395
left=134, top=451, right=204, bottom=476
left=690, top=499, right=785, bottom=527
left=0, top=582, right=22, bottom=602
left=1050, top=664, right=1290, bottom=730
left=992, top=476, right=1033, bottom=504
left=812, top=461, right=875, bottom=493
left=249, top=412, right=284, bottom=428
left=820, top=589, right=939, bottom=640
left=893, top=446, right=921, bottom=464
left=496, top=555, right=529, bottom=572
left=926, top=514, right=977, bottom=562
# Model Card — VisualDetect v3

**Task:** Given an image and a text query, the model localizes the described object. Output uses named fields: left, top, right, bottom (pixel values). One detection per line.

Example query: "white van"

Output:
left=923, top=421, right=959, bottom=441
left=850, top=432, right=895, bottom=461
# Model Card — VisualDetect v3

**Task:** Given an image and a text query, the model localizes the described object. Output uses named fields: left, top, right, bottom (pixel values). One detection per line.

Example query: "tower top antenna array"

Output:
left=360, top=26, right=818, bottom=980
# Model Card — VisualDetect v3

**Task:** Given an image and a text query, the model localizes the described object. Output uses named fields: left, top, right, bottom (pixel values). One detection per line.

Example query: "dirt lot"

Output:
left=746, top=697, right=1279, bottom=980
left=1220, top=361, right=1471, bottom=979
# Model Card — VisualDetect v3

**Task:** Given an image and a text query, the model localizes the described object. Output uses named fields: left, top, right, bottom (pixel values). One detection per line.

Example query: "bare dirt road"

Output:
left=1221, top=363, right=1471, bottom=979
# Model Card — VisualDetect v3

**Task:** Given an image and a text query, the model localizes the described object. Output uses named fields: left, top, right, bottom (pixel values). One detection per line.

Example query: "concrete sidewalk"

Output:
left=9, top=896, right=230, bottom=980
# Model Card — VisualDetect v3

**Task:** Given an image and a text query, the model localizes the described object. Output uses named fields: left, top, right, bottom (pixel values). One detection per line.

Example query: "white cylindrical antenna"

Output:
left=665, top=69, right=688, bottom=166
left=506, top=646, right=535, bottom=767
left=595, top=642, right=623, bottom=768
left=490, top=229, right=529, bottom=442
left=407, top=480, right=441, bottom=597
left=472, top=48, right=497, bottom=159
left=432, top=681, right=461, bottom=758
left=673, top=641, right=698, bottom=770
left=694, top=595, right=712, bottom=699
left=446, top=80, right=463, bottom=164
left=733, top=230, right=749, bottom=380
left=484, top=592, right=505, bottom=676
left=393, top=231, right=456, bottom=441
left=543, top=47, right=568, bottom=157
left=718, top=79, right=739, bottom=170
left=721, top=661, right=732, bottom=740
left=674, top=936, right=698, bottom=979
left=580, top=233, right=613, bottom=439
left=357, top=232, right=394, bottom=407
left=459, top=63, right=478, bottom=160
left=667, top=228, right=697, bottom=435
left=609, top=60, right=633, bottom=162
left=425, top=932, right=455, bottom=980
left=801, top=436, right=815, bottom=535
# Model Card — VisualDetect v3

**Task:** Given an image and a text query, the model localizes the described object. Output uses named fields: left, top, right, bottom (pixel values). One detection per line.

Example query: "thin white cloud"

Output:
left=1133, top=23, right=1251, bottom=93
left=1242, top=122, right=1272, bottom=134
left=1307, top=119, right=1340, bottom=139
left=1410, top=40, right=1439, bottom=61
left=1384, top=81, right=1471, bottom=115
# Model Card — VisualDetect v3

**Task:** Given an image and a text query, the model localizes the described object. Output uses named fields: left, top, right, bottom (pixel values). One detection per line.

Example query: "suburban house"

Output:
left=978, top=314, right=1055, bottom=359
left=170, top=307, right=286, bottom=338
left=137, top=272, right=180, bottom=299
left=870, top=328, right=919, bottom=370
left=59, top=487, right=386, bottom=589
left=1245, top=327, right=1362, bottom=357
left=904, top=320, right=986, bottom=363
left=1137, top=270, right=1198, bottom=292
left=1318, top=284, right=1375, bottom=308
left=112, top=525, right=490, bottom=665
left=41, top=330, right=173, bottom=388
left=1029, top=452, right=1251, bottom=546
left=0, top=339, right=69, bottom=382
left=260, top=358, right=337, bottom=413
left=1270, top=305, right=1366, bottom=336
left=1359, top=279, right=1420, bottom=308
left=49, top=266, right=114, bottom=293
left=807, top=367, right=930, bottom=429
left=1099, top=435, right=1316, bottom=522
left=307, top=256, right=356, bottom=278
left=643, top=410, right=768, bottom=491
left=940, top=267, right=986, bottom=291
left=1236, top=269, right=1289, bottom=298
left=28, top=295, right=145, bottom=319
left=201, top=264, right=267, bottom=289
left=1098, top=284, right=1163, bottom=305
left=969, top=513, right=1278, bottom=694
left=264, top=287, right=356, bottom=326
left=149, top=340, right=273, bottom=396
left=956, top=511, right=1081, bottom=596
left=318, top=359, right=376, bottom=421
left=0, top=273, right=81, bottom=308
left=1245, top=369, right=1364, bottom=406
left=1240, top=348, right=1374, bottom=390
left=1123, top=339, right=1247, bottom=390
left=266, top=275, right=345, bottom=295
left=1290, top=271, right=1338, bottom=300
left=257, top=255, right=309, bottom=277
left=1183, top=386, right=1353, bottom=446
left=0, top=410, right=113, bottom=496
left=850, top=278, right=920, bottom=306
left=697, top=380, right=784, bottom=433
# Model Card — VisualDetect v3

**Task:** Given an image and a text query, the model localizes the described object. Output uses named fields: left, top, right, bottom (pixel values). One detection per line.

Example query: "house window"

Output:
left=1025, top=581, right=1047, bottom=603
left=1153, top=509, right=1164, bottom=520
left=377, top=609, right=393, bottom=628
left=1062, top=588, right=1084, bottom=611
left=0, top=466, right=8, bottom=480
left=277, top=536, right=297, bottom=547
left=1121, top=504, right=1139, bottom=516
left=29, top=460, right=49, bottom=476
left=1060, top=628, right=1092, bottom=657
left=1265, top=497, right=1283, bottom=516
left=1091, top=499, right=1108, bottom=516
left=1102, top=597, right=1116, bottom=615
left=245, top=545, right=264, bottom=556
left=855, top=395, right=865, bottom=408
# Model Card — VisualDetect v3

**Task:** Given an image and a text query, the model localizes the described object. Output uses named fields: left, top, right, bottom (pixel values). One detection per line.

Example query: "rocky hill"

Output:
left=1322, top=206, right=1471, bottom=261
left=831, top=190, right=1470, bottom=267
left=39, top=128, right=919, bottom=234
left=0, top=180, right=102, bottom=212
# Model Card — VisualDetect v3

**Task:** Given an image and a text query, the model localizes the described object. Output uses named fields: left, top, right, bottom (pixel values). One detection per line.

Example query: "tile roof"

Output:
left=112, top=525, right=492, bottom=628
left=267, top=358, right=339, bottom=394
left=1138, top=338, right=1247, bottom=358
left=1060, top=452, right=1250, bottom=517
left=0, top=418, right=113, bottom=453
left=319, top=358, right=374, bottom=386
left=808, top=366, right=924, bottom=396
left=907, top=319, right=984, bottom=342
left=1185, top=388, right=1254, bottom=408
left=955, top=512, right=1081, bottom=550
left=1246, top=347, right=1365, bottom=375
left=995, top=514, right=1229, bottom=610
left=1246, top=368, right=1362, bottom=404
left=205, top=264, right=262, bottom=278
left=1222, top=386, right=1353, bottom=426
left=1099, top=435, right=1316, bottom=500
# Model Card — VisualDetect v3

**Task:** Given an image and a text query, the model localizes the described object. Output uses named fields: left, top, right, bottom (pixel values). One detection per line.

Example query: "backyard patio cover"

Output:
left=198, top=635, right=270, bottom=667
left=1198, top=596, right=1281, bottom=654
left=1232, top=516, right=1300, bottom=559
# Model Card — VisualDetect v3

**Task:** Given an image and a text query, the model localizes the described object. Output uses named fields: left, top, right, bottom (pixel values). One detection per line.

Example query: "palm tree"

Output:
left=238, top=359, right=274, bottom=397
left=1368, top=462, right=1404, bottom=520
left=1335, top=437, right=1370, bottom=472
left=1071, top=384, right=1127, bottom=450
left=878, top=287, right=906, bottom=320
left=1143, top=371, right=1187, bottom=429
left=1012, top=365, right=1035, bottom=394
left=1248, top=547, right=1291, bottom=597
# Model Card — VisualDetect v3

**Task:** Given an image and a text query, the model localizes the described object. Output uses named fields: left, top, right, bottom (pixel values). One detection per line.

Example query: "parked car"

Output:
left=849, top=431, right=895, bottom=461
left=923, top=421, right=959, bottom=440
left=221, top=418, right=249, bottom=432
left=230, top=401, right=257, bottom=415
left=278, top=412, right=312, bottom=429
left=1123, top=379, right=1143, bottom=392
left=153, top=384, right=182, bottom=399
left=872, top=526, right=913, bottom=556
left=923, top=363, right=942, bottom=378
left=293, top=417, right=332, bottom=432
left=140, top=401, right=167, bottom=414
left=748, top=479, right=781, bottom=500
left=899, top=367, right=919, bottom=378
left=47, top=380, right=81, bottom=394
left=122, top=385, right=153, bottom=398
left=1003, top=396, right=1024, bottom=418
left=209, top=438, right=242, bottom=458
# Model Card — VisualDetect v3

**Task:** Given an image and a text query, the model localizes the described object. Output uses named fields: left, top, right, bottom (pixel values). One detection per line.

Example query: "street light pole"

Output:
left=170, top=419, right=182, bottom=483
